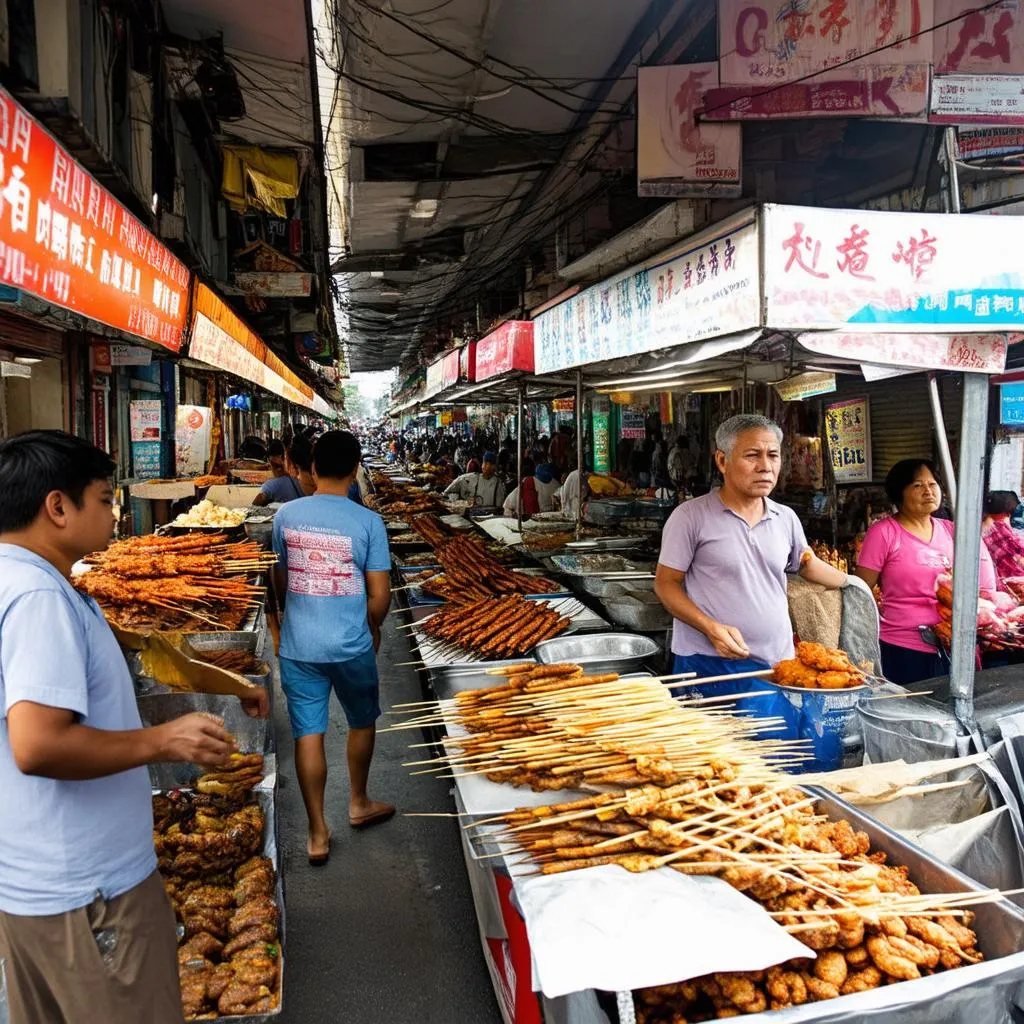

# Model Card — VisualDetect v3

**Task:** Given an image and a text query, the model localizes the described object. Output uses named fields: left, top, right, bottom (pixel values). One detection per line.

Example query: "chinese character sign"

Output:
left=718, top=0, right=933, bottom=85
left=534, top=217, right=760, bottom=375
left=763, top=203, right=1024, bottom=334
left=934, top=0, right=1024, bottom=75
left=129, top=399, right=162, bottom=441
left=1000, top=382, right=1024, bottom=425
left=475, top=321, right=535, bottom=381
left=0, top=88, right=190, bottom=350
left=825, top=398, right=872, bottom=483
left=637, top=63, right=742, bottom=197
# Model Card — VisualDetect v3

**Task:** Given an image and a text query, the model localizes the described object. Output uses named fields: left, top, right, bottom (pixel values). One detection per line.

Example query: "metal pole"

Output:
left=942, top=122, right=983, bottom=731
left=575, top=370, right=584, bottom=538
left=516, top=380, right=524, bottom=533
left=927, top=372, right=957, bottom=508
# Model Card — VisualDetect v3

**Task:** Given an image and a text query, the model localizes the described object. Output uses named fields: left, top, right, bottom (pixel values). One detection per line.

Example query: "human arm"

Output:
left=799, top=553, right=850, bottom=589
left=855, top=566, right=880, bottom=590
left=653, top=564, right=751, bottom=658
left=251, top=491, right=271, bottom=508
left=7, top=702, right=237, bottom=779
left=443, top=475, right=464, bottom=497
left=365, top=518, right=392, bottom=650
left=853, top=520, right=889, bottom=593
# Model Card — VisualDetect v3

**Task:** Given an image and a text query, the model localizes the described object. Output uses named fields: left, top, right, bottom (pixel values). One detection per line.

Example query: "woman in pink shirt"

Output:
left=856, top=459, right=996, bottom=685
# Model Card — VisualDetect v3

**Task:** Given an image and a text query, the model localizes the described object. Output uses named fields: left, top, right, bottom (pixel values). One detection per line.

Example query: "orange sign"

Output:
left=0, top=88, right=190, bottom=350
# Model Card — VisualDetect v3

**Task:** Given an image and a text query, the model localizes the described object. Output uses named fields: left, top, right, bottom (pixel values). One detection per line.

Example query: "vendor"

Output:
left=443, top=451, right=506, bottom=507
left=504, top=462, right=560, bottom=517
left=982, top=490, right=1024, bottom=588
left=558, top=460, right=591, bottom=520
left=856, top=459, right=997, bottom=685
left=252, top=439, right=304, bottom=506
left=654, top=414, right=852, bottom=679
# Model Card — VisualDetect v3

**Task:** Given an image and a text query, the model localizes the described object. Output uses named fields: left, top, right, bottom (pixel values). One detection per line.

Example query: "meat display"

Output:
left=772, top=642, right=867, bottom=690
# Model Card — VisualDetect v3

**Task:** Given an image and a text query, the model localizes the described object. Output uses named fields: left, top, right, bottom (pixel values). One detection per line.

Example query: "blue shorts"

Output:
left=279, top=650, right=381, bottom=737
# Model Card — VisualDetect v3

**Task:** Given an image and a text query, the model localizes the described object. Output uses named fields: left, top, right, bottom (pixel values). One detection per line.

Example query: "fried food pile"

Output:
left=421, top=534, right=561, bottom=603
left=154, top=786, right=281, bottom=1020
left=76, top=533, right=269, bottom=633
left=410, top=513, right=452, bottom=548
left=773, top=642, right=866, bottom=690
left=198, top=649, right=266, bottom=676
left=195, top=753, right=266, bottom=799
left=366, top=484, right=447, bottom=518
left=398, top=665, right=987, bottom=1019
left=418, top=593, right=571, bottom=660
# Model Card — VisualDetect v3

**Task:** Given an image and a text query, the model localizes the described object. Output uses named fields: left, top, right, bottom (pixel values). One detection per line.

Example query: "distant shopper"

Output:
left=982, top=490, right=1024, bottom=590
left=0, top=430, right=262, bottom=1024
left=253, top=439, right=304, bottom=507
left=502, top=461, right=559, bottom=516
left=443, top=450, right=506, bottom=507
left=287, top=436, right=317, bottom=497
left=273, top=430, right=394, bottom=866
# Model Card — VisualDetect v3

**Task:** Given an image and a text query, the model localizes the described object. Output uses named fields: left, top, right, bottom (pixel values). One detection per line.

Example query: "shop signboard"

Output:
left=233, top=271, right=311, bottom=297
left=0, top=88, right=190, bottom=351
left=800, top=332, right=1009, bottom=374
left=425, top=356, right=445, bottom=398
left=933, top=0, right=1024, bottom=76
left=459, top=341, right=476, bottom=382
left=441, top=349, right=460, bottom=388
left=763, top=204, right=1024, bottom=337
left=931, top=75, right=1024, bottom=125
left=592, top=397, right=611, bottom=474
left=1000, top=382, right=1024, bottom=425
left=131, top=441, right=162, bottom=478
left=552, top=398, right=575, bottom=413
left=91, top=343, right=152, bottom=372
left=636, top=63, right=741, bottom=197
left=175, top=405, right=212, bottom=477
left=774, top=371, right=837, bottom=402
left=717, top=0, right=933, bottom=86
left=620, top=407, right=647, bottom=440
left=129, top=399, right=162, bottom=441
left=534, top=214, right=760, bottom=375
left=825, top=398, right=872, bottom=483
left=956, top=126, right=1024, bottom=162
left=704, top=65, right=929, bottom=121
left=475, top=321, right=535, bottom=381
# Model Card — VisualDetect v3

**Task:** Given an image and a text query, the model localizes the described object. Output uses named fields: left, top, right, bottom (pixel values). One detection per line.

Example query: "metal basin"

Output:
left=533, top=632, right=660, bottom=672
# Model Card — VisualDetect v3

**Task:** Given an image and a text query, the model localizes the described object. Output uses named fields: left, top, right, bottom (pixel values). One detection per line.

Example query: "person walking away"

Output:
left=0, top=430, right=260, bottom=1024
left=252, top=439, right=304, bottom=507
left=654, top=415, right=853, bottom=681
left=286, top=436, right=317, bottom=496
left=273, top=430, right=394, bottom=866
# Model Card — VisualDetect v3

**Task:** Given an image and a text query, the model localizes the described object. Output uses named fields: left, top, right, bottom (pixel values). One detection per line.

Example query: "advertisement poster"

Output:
left=175, top=404, right=212, bottom=477
left=1000, top=382, right=1024, bottom=425
left=825, top=398, right=872, bottom=483
left=620, top=407, right=647, bottom=440
left=788, top=436, right=825, bottom=489
left=131, top=441, right=162, bottom=479
left=129, top=399, right=162, bottom=442
left=592, top=398, right=611, bottom=474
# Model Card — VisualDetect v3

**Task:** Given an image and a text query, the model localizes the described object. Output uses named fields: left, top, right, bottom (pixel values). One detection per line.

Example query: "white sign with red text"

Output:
left=801, top=332, right=1009, bottom=374
left=931, top=74, right=1024, bottom=125
left=763, top=204, right=1024, bottom=336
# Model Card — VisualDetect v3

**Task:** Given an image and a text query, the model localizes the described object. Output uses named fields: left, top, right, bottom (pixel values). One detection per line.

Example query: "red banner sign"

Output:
left=475, top=321, right=534, bottom=381
left=0, top=88, right=190, bottom=350
left=441, top=349, right=460, bottom=388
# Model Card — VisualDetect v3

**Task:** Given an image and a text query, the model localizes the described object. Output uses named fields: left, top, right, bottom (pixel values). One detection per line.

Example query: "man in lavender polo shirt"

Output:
left=654, top=414, right=851, bottom=680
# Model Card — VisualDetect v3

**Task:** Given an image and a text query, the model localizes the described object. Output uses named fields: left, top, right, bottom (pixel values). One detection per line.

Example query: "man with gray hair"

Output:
left=654, top=413, right=851, bottom=680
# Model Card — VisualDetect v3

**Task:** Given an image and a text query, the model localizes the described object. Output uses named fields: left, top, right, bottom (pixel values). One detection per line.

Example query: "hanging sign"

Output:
left=175, top=405, right=212, bottom=477
left=129, top=399, right=162, bottom=441
left=0, top=88, right=190, bottom=350
left=620, top=407, right=647, bottom=440
left=764, top=204, right=1024, bottom=337
left=931, top=75, right=1024, bottom=125
left=774, top=372, right=837, bottom=402
left=825, top=398, right=872, bottom=483
left=1000, top=382, right=1024, bottom=425
left=592, top=398, right=611, bottom=475
left=636, top=63, right=741, bottom=197
left=800, top=332, right=1009, bottom=373
left=475, top=321, right=535, bottom=381
left=551, top=398, right=575, bottom=413
left=131, top=441, right=162, bottom=478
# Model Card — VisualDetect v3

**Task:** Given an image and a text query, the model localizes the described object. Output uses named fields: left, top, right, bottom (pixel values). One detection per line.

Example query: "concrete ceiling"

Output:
left=325, top=0, right=714, bottom=372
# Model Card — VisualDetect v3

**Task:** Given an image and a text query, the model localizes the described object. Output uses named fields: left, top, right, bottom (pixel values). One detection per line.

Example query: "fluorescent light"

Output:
left=596, top=374, right=725, bottom=395
left=369, top=271, right=384, bottom=279
left=593, top=365, right=719, bottom=388
left=13, top=356, right=41, bottom=365
left=690, top=384, right=737, bottom=393
left=410, top=199, right=438, bottom=219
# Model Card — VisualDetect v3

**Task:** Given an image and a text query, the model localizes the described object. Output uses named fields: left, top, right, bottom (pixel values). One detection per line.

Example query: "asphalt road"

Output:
left=273, top=617, right=503, bottom=1024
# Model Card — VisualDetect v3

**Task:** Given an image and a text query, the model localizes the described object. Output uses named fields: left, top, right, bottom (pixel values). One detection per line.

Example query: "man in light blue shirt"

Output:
left=0, top=431, right=257, bottom=1024
left=273, top=430, right=393, bottom=866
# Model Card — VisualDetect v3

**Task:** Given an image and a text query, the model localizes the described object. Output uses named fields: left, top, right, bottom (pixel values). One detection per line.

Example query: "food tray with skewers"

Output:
left=397, top=565, right=570, bottom=606
left=392, top=663, right=1024, bottom=1024
left=406, top=595, right=608, bottom=667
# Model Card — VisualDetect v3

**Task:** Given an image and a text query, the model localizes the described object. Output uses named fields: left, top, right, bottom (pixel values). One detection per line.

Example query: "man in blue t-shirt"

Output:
left=272, top=430, right=393, bottom=865
left=252, top=439, right=304, bottom=507
left=0, top=431, right=261, bottom=1024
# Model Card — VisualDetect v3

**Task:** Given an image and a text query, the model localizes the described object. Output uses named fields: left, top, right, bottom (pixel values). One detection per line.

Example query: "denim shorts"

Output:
left=279, top=649, right=381, bottom=736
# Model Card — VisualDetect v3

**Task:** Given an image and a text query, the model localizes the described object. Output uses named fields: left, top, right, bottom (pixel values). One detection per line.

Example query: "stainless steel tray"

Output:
left=534, top=632, right=660, bottom=673
left=186, top=632, right=271, bottom=686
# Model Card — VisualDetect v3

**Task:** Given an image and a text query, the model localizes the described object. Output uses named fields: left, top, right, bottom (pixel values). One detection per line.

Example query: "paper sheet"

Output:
left=514, top=866, right=813, bottom=999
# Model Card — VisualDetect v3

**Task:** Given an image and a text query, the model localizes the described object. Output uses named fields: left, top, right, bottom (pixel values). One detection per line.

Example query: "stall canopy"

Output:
left=188, top=283, right=336, bottom=417
left=0, top=87, right=191, bottom=351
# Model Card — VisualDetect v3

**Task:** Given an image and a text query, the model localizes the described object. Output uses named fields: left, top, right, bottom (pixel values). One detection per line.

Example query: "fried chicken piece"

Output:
left=218, top=982, right=272, bottom=1016
left=797, top=641, right=854, bottom=672
left=183, top=908, right=231, bottom=940
left=801, top=974, right=840, bottom=1002
left=799, top=918, right=841, bottom=951
left=234, top=868, right=274, bottom=906
left=844, top=944, right=869, bottom=968
left=877, top=864, right=920, bottom=897
left=773, top=658, right=820, bottom=689
left=178, top=933, right=224, bottom=963
left=840, top=966, right=883, bottom=994
left=228, top=896, right=279, bottom=937
left=866, top=935, right=921, bottom=981
left=766, top=966, right=808, bottom=1010
left=813, top=950, right=848, bottom=989
left=837, top=913, right=866, bottom=950
left=817, top=670, right=859, bottom=690
left=193, top=812, right=225, bottom=833
left=182, top=886, right=234, bottom=912
left=247, top=993, right=280, bottom=1013
left=207, top=963, right=235, bottom=1002
left=880, top=915, right=908, bottom=939
left=221, top=923, right=277, bottom=957
left=235, top=855, right=273, bottom=881
left=905, top=916, right=983, bottom=964
left=229, top=954, right=278, bottom=988
left=713, top=973, right=761, bottom=1012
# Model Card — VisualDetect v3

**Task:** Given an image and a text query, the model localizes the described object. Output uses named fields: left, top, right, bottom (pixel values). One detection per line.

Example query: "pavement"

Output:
left=273, top=616, right=503, bottom=1024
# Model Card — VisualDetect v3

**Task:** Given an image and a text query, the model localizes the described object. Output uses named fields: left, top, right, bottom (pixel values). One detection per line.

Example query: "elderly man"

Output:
left=443, top=451, right=506, bottom=507
left=654, top=414, right=852, bottom=679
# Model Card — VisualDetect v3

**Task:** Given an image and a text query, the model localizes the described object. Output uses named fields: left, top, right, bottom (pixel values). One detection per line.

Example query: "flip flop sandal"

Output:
left=349, top=806, right=396, bottom=830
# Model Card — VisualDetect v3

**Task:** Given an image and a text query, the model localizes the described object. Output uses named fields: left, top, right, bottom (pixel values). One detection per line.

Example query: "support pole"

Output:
left=516, top=380, right=524, bottom=534
left=928, top=372, right=957, bottom=508
left=575, top=370, right=584, bottom=538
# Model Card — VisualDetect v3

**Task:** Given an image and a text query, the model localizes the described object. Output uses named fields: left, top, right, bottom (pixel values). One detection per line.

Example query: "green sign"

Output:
left=592, top=398, right=611, bottom=474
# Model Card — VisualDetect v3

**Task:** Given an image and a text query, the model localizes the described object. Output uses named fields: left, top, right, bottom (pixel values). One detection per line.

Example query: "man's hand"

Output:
left=371, top=624, right=382, bottom=653
left=705, top=621, right=751, bottom=659
left=240, top=687, right=270, bottom=720
left=155, top=713, right=237, bottom=767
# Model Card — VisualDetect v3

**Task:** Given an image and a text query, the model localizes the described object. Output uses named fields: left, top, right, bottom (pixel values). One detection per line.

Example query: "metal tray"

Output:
left=534, top=632, right=660, bottom=673
left=185, top=633, right=272, bottom=688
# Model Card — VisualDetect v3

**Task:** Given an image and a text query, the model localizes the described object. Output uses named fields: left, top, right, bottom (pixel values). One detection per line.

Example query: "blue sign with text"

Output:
left=1001, top=383, right=1024, bottom=426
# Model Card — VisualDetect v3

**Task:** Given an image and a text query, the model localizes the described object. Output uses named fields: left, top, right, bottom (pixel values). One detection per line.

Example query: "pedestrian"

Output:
left=0, top=430, right=262, bottom=1024
left=273, top=430, right=394, bottom=866
left=253, top=439, right=304, bottom=507
left=443, top=451, right=506, bottom=507
left=286, top=435, right=317, bottom=496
